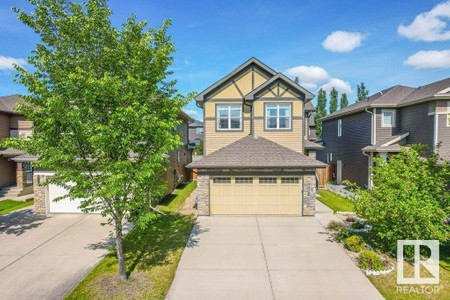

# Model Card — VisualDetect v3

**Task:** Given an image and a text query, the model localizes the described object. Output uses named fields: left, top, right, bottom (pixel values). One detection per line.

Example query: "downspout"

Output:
left=362, top=151, right=373, bottom=189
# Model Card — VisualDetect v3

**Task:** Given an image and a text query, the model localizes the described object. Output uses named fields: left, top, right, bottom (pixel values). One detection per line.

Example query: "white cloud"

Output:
left=398, top=1, right=450, bottom=42
left=319, top=78, right=353, bottom=94
left=300, top=82, right=318, bottom=90
left=284, top=65, right=329, bottom=84
left=404, top=50, right=450, bottom=69
left=0, top=55, right=26, bottom=71
left=184, top=109, right=199, bottom=116
left=322, top=31, right=367, bottom=53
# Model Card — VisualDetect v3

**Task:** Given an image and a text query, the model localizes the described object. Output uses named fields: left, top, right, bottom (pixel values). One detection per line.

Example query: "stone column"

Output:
left=197, top=174, right=210, bottom=216
left=33, top=175, right=46, bottom=214
left=16, top=163, right=27, bottom=189
left=302, top=174, right=317, bottom=216
left=308, top=150, right=316, bottom=159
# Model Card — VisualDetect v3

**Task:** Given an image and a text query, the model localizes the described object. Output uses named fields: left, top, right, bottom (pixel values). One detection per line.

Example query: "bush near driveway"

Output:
left=344, top=235, right=366, bottom=252
left=347, top=145, right=449, bottom=255
left=66, top=182, right=197, bottom=299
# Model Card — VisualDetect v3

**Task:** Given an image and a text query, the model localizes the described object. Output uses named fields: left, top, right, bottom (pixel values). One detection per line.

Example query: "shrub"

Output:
left=327, top=220, right=343, bottom=231
left=346, top=216, right=355, bottom=222
left=359, top=250, right=383, bottom=271
left=351, top=221, right=365, bottom=229
left=336, top=228, right=351, bottom=242
left=344, top=235, right=366, bottom=252
left=349, top=145, right=450, bottom=255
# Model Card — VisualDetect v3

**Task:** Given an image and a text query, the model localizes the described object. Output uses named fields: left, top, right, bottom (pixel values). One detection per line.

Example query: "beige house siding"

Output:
left=204, top=119, right=250, bottom=154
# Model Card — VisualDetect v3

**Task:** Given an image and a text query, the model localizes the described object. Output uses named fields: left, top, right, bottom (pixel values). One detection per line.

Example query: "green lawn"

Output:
left=0, top=199, right=34, bottom=215
left=367, top=243, right=449, bottom=299
left=317, top=189, right=354, bottom=212
left=158, top=181, right=197, bottom=212
left=66, top=182, right=197, bottom=299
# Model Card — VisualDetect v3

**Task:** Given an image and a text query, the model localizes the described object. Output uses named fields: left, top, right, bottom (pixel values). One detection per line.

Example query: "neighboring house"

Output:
left=188, top=119, right=204, bottom=145
left=0, top=95, right=35, bottom=198
left=305, top=101, right=317, bottom=141
left=317, top=78, right=450, bottom=188
left=33, top=111, right=193, bottom=214
left=186, top=58, right=326, bottom=216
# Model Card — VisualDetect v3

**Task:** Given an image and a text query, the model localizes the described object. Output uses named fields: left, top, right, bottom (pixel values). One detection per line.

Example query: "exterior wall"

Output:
left=437, top=109, right=450, bottom=156
left=400, top=102, right=434, bottom=148
left=196, top=174, right=210, bottom=215
left=16, top=162, right=27, bottom=189
left=253, top=100, right=303, bottom=153
left=0, top=157, right=16, bottom=188
left=302, top=174, right=316, bottom=216
left=33, top=174, right=47, bottom=214
left=163, top=146, right=191, bottom=196
left=318, top=111, right=371, bottom=187
left=308, top=126, right=317, bottom=140
left=0, top=113, right=9, bottom=139
left=189, top=126, right=203, bottom=143
left=375, top=108, right=400, bottom=143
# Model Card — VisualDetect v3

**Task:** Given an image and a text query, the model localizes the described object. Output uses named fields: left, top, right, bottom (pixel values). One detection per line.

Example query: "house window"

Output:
left=217, top=105, right=242, bottom=130
left=265, top=103, right=291, bottom=130
left=259, top=177, right=277, bottom=184
left=281, top=177, right=299, bottom=184
left=337, top=119, right=342, bottom=137
left=235, top=177, right=253, bottom=184
left=196, top=127, right=204, bottom=134
left=381, top=109, right=395, bottom=127
left=213, top=177, right=231, bottom=183
left=327, top=153, right=333, bottom=163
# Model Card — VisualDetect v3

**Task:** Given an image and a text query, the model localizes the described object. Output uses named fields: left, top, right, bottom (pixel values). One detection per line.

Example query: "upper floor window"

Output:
left=381, top=109, right=395, bottom=127
left=217, top=105, right=242, bottom=131
left=337, top=119, right=342, bottom=137
left=195, top=127, right=204, bottom=134
left=327, top=153, right=333, bottom=163
left=265, top=103, right=291, bottom=130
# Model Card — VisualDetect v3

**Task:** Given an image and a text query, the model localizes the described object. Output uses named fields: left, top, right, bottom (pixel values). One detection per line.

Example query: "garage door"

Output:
left=48, top=184, right=89, bottom=213
left=210, top=176, right=302, bottom=215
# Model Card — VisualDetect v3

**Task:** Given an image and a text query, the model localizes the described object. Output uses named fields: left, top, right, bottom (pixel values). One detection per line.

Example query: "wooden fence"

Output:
left=317, top=164, right=334, bottom=188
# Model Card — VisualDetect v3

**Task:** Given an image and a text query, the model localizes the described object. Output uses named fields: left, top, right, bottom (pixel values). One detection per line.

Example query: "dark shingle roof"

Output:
left=308, top=112, right=315, bottom=126
left=304, top=139, right=323, bottom=149
left=187, top=135, right=327, bottom=169
left=305, top=102, right=315, bottom=111
left=0, top=94, right=26, bottom=114
left=189, top=119, right=203, bottom=127
left=362, top=131, right=409, bottom=152
left=321, top=78, right=450, bottom=121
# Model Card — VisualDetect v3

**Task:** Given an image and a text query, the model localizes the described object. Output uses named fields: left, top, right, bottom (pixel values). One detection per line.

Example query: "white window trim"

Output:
left=327, top=153, right=333, bottom=163
left=216, top=105, right=242, bottom=131
left=265, top=103, right=292, bottom=130
left=381, top=109, right=396, bottom=128
left=337, top=119, right=342, bottom=137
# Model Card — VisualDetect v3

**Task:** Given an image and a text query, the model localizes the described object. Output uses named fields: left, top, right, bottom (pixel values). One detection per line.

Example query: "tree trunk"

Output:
left=115, top=222, right=127, bottom=282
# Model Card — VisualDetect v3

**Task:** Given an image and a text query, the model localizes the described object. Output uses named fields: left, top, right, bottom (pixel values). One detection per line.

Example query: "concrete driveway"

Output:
left=167, top=216, right=383, bottom=300
left=0, top=208, right=112, bottom=299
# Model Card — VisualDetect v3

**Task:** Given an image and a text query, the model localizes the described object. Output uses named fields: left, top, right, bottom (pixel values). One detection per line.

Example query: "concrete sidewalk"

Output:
left=167, top=216, right=382, bottom=300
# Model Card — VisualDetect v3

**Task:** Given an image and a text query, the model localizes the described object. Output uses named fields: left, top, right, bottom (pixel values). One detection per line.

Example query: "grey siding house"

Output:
left=317, top=78, right=450, bottom=188
left=188, top=119, right=203, bottom=145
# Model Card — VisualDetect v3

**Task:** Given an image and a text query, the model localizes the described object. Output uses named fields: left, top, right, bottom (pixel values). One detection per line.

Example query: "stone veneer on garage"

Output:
left=33, top=174, right=47, bottom=214
left=195, top=173, right=317, bottom=216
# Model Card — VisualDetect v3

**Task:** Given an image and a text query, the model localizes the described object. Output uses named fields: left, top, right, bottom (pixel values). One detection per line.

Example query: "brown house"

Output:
left=317, top=78, right=450, bottom=188
left=187, top=58, right=326, bottom=216
left=0, top=95, right=35, bottom=198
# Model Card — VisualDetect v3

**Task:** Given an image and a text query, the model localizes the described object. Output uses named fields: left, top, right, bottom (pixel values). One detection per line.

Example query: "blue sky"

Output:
left=0, top=0, right=449, bottom=120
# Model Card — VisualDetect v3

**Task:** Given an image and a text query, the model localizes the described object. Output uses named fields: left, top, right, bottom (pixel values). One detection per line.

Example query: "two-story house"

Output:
left=317, top=78, right=450, bottom=188
left=188, top=119, right=204, bottom=145
left=305, top=102, right=317, bottom=141
left=187, top=58, right=326, bottom=216
left=0, top=94, right=35, bottom=198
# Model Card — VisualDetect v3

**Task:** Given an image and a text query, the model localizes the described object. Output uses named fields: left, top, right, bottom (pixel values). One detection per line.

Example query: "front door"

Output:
left=337, top=160, right=342, bottom=184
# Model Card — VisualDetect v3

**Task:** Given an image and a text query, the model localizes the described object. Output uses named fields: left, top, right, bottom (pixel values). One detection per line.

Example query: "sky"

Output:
left=0, top=0, right=449, bottom=121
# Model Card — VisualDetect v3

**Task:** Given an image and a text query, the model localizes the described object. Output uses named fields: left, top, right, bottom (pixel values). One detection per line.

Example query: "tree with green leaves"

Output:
left=340, top=93, right=348, bottom=109
left=357, top=82, right=369, bottom=101
left=346, top=145, right=449, bottom=255
left=3, top=0, right=191, bottom=281
left=314, top=89, right=327, bottom=139
left=329, top=87, right=338, bottom=114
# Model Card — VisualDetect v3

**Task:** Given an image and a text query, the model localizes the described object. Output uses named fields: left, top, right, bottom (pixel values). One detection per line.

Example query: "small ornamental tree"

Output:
left=347, top=145, right=449, bottom=254
left=2, top=0, right=192, bottom=281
